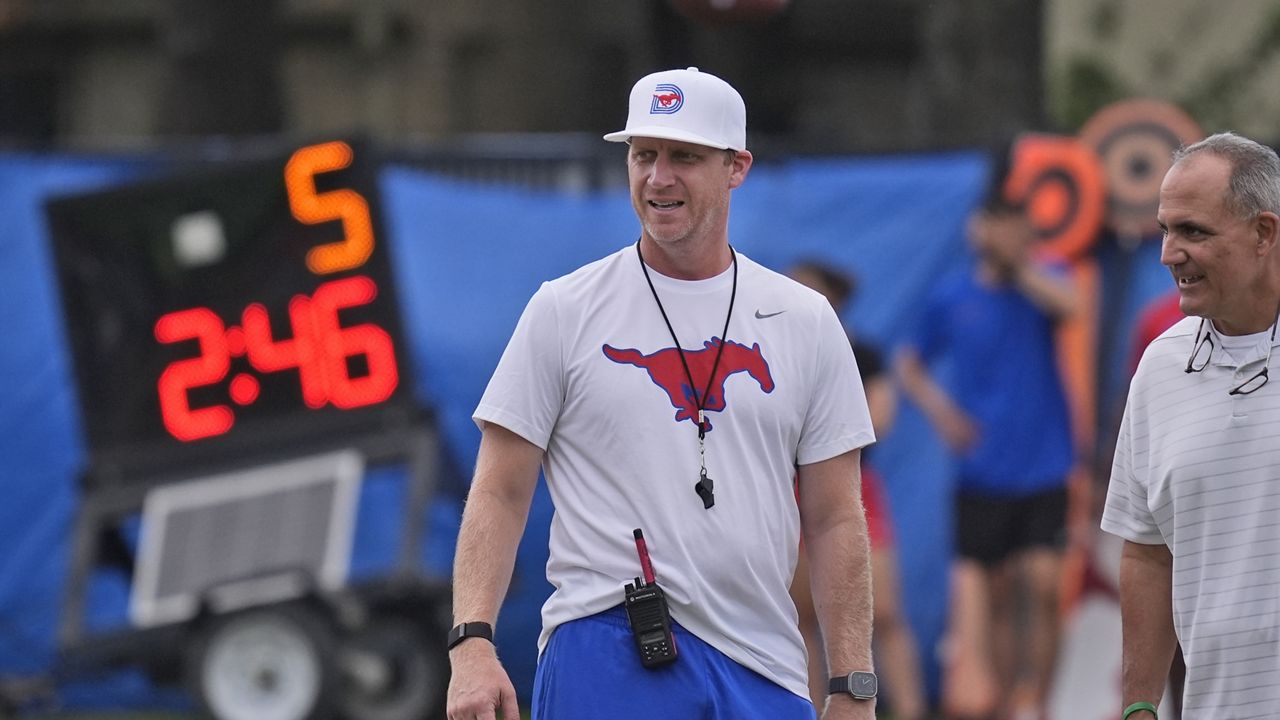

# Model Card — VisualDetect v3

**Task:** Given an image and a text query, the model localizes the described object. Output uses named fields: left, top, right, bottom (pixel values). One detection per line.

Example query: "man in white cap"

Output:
left=447, top=67, right=877, bottom=720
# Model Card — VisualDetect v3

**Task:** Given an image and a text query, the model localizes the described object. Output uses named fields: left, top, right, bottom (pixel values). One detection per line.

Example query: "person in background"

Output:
left=446, top=67, right=877, bottom=720
left=789, top=260, right=928, bottom=720
left=895, top=192, right=1077, bottom=720
left=1102, top=131, right=1280, bottom=719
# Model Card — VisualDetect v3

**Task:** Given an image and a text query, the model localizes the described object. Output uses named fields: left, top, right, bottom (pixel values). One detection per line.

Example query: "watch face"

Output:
left=850, top=671, right=878, bottom=699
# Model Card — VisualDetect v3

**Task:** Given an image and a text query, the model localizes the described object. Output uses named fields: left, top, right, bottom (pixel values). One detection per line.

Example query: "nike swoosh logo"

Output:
left=755, top=309, right=786, bottom=319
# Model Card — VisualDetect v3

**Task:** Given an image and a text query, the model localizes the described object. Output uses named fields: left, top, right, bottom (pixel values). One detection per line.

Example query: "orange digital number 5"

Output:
left=285, top=140, right=374, bottom=275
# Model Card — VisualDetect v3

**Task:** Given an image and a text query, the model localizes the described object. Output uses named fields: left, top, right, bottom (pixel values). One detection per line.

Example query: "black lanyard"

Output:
left=635, top=241, right=738, bottom=509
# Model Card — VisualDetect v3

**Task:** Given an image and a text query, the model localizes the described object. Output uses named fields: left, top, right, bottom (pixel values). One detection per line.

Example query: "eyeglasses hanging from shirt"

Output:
left=1185, top=310, right=1278, bottom=396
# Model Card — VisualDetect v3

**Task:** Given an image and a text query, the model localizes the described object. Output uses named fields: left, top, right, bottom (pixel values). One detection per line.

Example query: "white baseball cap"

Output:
left=603, top=67, right=747, bottom=151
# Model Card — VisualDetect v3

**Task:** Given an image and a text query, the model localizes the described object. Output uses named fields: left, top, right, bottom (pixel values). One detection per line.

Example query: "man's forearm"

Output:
left=1013, top=263, right=1077, bottom=320
left=1119, top=540, right=1177, bottom=710
left=799, top=452, right=874, bottom=674
left=808, top=509, right=874, bottom=673
left=451, top=425, right=542, bottom=625
left=894, top=349, right=959, bottom=427
left=452, top=483, right=531, bottom=624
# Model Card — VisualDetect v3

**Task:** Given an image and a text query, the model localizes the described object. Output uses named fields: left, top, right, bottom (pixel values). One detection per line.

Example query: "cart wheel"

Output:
left=188, top=605, right=337, bottom=720
left=339, top=617, right=445, bottom=720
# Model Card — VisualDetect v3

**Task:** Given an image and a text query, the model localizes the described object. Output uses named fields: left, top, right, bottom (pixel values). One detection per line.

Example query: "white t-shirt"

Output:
left=1102, top=315, right=1280, bottom=716
left=474, top=245, right=874, bottom=698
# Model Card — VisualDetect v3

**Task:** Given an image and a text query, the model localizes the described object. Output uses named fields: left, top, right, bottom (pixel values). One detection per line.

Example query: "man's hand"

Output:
left=446, top=641, right=519, bottom=720
left=820, top=693, right=876, bottom=720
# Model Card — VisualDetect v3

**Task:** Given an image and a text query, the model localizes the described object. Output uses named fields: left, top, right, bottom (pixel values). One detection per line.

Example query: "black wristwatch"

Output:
left=447, top=621, right=494, bottom=650
left=829, top=670, right=878, bottom=700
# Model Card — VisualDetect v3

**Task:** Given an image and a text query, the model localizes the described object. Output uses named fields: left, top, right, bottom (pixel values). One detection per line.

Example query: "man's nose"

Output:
left=647, top=155, right=675, bottom=187
left=1159, top=233, right=1184, bottom=267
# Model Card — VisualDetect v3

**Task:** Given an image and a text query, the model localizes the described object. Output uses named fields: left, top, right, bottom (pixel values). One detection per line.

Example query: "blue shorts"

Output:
left=533, top=606, right=816, bottom=720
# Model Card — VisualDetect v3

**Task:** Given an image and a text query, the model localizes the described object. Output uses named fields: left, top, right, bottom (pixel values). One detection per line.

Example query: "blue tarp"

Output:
left=0, top=148, right=1173, bottom=708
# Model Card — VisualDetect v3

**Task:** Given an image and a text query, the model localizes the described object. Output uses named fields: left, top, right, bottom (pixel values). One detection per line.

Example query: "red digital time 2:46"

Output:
left=152, top=141, right=400, bottom=442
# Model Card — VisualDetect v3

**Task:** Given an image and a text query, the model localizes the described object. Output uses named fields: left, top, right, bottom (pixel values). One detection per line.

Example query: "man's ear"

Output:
left=728, top=150, right=753, bottom=189
left=1255, top=211, right=1279, bottom=256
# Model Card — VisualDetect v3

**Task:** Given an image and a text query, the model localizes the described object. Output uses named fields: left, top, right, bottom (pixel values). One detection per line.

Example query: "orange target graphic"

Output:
left=1002, top=134, right=1107, bottom=260
left=1079, top=99, right=1203, bottom=240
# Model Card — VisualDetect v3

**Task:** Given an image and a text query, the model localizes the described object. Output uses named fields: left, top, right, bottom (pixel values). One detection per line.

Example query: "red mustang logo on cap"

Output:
left=654, top=92, right=680, bottom=107
left=602, top=338, right=774, bottom=430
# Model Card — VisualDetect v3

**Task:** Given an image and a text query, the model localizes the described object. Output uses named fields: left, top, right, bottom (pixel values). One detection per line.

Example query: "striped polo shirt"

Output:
left=1103, top=314, right=1280, bottom=718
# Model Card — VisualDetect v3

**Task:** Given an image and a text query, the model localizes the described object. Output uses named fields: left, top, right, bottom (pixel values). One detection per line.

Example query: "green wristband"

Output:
left=1122, top=701, right=1158, bottom=719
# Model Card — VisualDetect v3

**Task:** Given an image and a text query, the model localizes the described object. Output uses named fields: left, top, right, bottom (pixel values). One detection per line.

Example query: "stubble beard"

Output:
left=643, top=217, right=694, bottom=250
left=637, top=190, right=732, bottom=264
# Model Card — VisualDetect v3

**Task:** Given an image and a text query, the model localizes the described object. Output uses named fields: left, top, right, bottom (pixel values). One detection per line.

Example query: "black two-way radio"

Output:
left=623, top=528, right=678, bottom=668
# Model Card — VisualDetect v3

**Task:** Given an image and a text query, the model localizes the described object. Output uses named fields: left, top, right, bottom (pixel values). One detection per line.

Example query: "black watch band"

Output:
left=447, top=621, right=494, bottom=650
left=828, top=670, right=878, bottom=699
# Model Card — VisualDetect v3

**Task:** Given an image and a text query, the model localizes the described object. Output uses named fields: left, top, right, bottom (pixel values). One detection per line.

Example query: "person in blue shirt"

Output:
left=895, top=193, right=1076, bottom=720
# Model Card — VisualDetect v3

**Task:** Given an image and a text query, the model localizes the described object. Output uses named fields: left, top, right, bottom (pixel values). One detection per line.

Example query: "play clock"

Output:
left=47, top=140, right=415, bottom=477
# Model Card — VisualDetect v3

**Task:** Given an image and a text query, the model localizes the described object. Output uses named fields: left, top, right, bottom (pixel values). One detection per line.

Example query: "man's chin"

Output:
left=643, top=226, right=690, bottom=247
left=1175, top=291, right=1203, bottom=318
